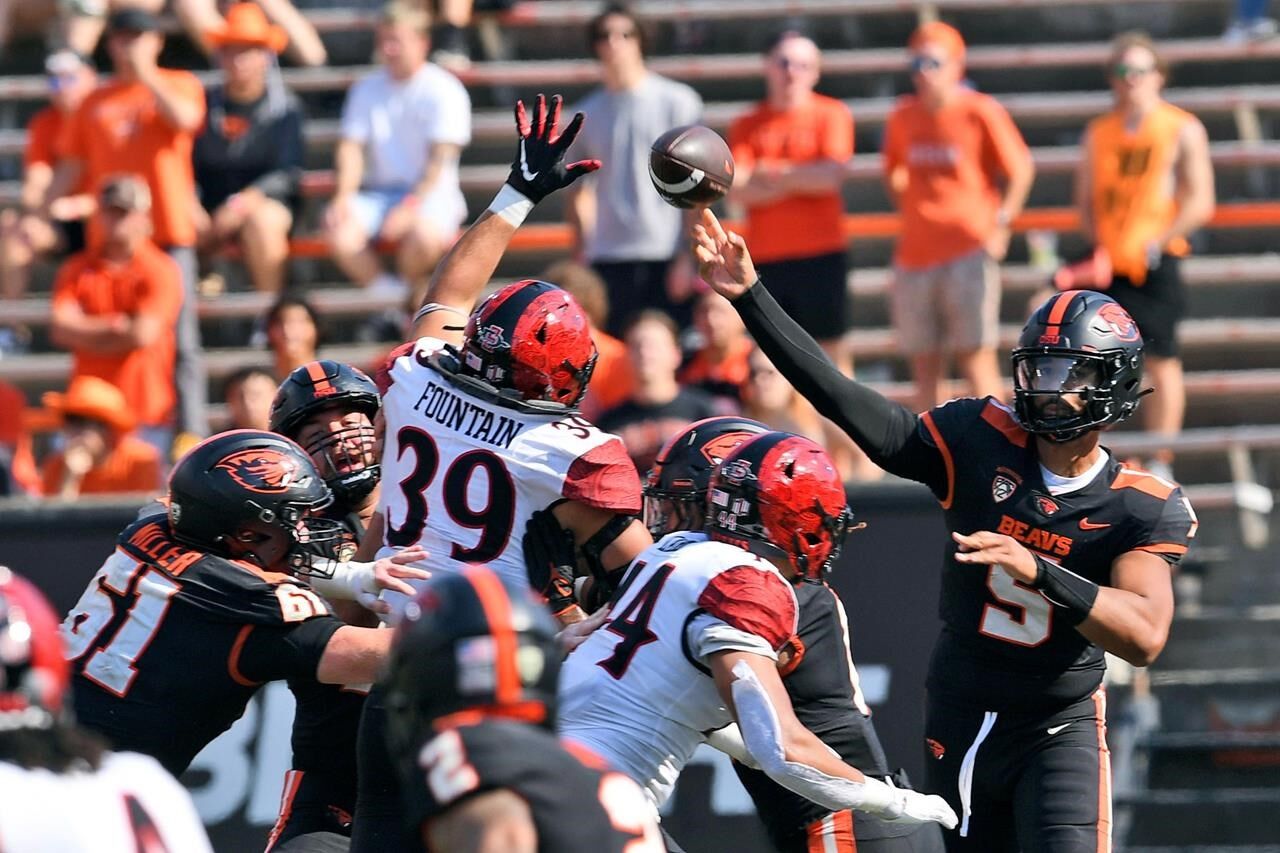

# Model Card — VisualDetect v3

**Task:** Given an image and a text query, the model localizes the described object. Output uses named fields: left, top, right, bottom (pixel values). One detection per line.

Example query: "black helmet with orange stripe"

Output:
left=644, top=416, right=768, bottom=537
left=1012, top=290, right=1146, bottom=443
left=458, top=280, right=598, bottom=409
left=270, top=360, right=382, bottom=505
left=385, top=567, right=561, bottom=750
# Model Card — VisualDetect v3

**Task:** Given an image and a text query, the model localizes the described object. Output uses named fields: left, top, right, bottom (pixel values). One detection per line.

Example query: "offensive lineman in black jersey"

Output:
left=693, top=209, right=1195, bottom=853
left=266, top=361, right=384, bottom=852
left=383, top=566, right=664, bottom=852
left=605, top=415, right=944, bottom=853
left=63, top=430, right=425, bottom=778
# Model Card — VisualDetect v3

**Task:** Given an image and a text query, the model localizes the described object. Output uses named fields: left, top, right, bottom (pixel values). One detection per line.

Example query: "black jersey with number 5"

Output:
left=916, top=397, right=1196, bottom=711
left=399, top=720, right=663, bottom=852
left=64, top=514, right=345, bottom=776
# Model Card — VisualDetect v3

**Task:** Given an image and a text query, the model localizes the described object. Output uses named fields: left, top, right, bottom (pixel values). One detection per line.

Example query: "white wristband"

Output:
left=310, top=561, right=378, bottom=601
left=487, top=184, right=535, bottom=227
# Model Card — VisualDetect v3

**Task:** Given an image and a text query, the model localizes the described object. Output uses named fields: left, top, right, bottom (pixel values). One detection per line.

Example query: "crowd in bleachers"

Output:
left=0, top=0, right=1222, bottom=498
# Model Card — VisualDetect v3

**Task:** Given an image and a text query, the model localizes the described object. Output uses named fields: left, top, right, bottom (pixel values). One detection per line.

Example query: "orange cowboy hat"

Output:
left=205, top=3, right=289, bottom=53
left=42, top=376, right=135, bottom=434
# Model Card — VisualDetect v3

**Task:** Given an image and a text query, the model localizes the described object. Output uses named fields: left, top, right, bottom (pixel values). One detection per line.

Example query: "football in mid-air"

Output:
left=648, top=125, right=734, bottom=209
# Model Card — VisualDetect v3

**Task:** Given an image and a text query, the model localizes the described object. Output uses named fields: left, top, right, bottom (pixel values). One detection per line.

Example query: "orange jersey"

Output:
left=26, top=106, right=64, bottom=169
left=51, top=242, right=183, bottom=428
left=61, top=71, right=205, bottom=248
left=41, top=433, right=162, bottom=496
left=728, top=94, right=853, bottom=263
left=883, top=90, right=1029, bottom=270
left=1085, top=101, right=1193, bottom=283
left=678, top=337, right=753, bottom=396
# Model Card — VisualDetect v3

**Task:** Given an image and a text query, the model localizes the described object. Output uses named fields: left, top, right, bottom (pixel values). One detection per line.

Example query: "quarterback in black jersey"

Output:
left=384, top=566, right=663, bottom=852
left=694, top=209, right=1196, bottom=853
left=641, top=416, right=944, bottom=853
left=266, top=361, right=384, bottom=853
left=63, top=430, right=424, bottom=778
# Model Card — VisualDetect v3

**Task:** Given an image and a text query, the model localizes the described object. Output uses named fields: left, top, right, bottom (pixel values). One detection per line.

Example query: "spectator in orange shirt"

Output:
left=0, top=50, right=95, bottom=309
left=264, top=293, right=321, bottom=381
left=541, top=259, right=634, bottom=422
left=49, top=176, right=183, bottom=458
left=47, top=8, right=208, bottom=441
left=40, top=376, right=162, bottom=499
left=1073, top=33, right=1214, bottom=478
left=679, top=289, right=752, bottom=407
left=883, top=22, right=1035, bottom=411
left=728, top=31, right=853, bottom=370
left=0, top=379, right=40, bottom=496
left=223, top=366, right=278, bottom=431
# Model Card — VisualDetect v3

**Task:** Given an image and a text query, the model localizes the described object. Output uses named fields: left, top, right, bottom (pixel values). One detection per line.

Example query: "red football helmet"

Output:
left=706, top=432, right=854, bottom=580
left=0, top=566, right=70, bottom=726
left=459, top=280, right=598, bottom=408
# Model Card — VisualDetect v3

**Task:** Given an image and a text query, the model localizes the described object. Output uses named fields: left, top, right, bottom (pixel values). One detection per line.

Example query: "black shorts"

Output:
left=265, top=770, right=353, bottom=853
left=592, top=257, right=693, bottom=336
left=924, top=689, right=1111, bottom=853
left=349, top=686, right=416, bottom=853
left=756, top=251, right=851, bottom=343
left=57, top=218, right=86, bottom=255
left=1106, top=254, right=1185, bottom=359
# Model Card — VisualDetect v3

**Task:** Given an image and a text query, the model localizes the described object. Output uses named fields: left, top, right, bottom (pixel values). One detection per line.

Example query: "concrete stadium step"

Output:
left=1145, top=729, right=1280, bottom=790
left=7, top=83, right=1280, bottom=161
left=1155, top=608, right=1280, bottom=670
left=5, top=37, right=1280, bottom=104
left=1121, top=787, right=1280, bottom=845
left=1128, top=847, right=1280, bottom=853
left=1149, top=668, right=1280, bottom=732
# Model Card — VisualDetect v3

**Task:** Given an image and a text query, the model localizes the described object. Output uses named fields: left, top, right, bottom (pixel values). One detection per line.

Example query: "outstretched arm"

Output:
left=692, top=210, right=941, bottom=484
left=411, top=94, right=601, bottom=344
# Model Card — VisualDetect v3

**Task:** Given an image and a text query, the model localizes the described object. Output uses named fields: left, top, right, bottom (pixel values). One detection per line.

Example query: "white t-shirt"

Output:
left=558, top=532, right=799, bottom=808
left=340, top=63, right=472, bottom=212
left=0, top=751, right=212, bottom=852
left=375, top=337, right=642, bottom=621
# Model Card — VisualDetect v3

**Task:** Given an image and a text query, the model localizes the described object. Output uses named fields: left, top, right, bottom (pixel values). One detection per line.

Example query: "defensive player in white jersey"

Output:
left=351, top=92, right=655, bottom=852
left=558, top=433, right=959, bottom=849
left=0, top=566, right=212, bottom=853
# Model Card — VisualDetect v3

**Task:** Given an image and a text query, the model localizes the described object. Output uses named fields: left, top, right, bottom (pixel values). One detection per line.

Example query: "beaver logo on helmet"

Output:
left=215, top=449, right=304, bottom=494
left=1096, top=301, right=1140, bottom=342
left=700, top=431, right=759, bottom=466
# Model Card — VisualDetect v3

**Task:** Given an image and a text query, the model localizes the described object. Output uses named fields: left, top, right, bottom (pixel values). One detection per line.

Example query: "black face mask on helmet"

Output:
left=1012, top=290, right=1147, bottom=443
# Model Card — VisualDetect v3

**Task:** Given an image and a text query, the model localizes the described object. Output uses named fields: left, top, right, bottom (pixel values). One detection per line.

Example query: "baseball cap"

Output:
left=99, top=175, right=152, bottom=213
left=107, top=7, right=161, bottom=33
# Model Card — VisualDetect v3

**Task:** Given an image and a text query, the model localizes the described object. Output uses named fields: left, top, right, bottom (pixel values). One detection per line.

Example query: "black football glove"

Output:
left=504, top=93, right=600, bottom=204
left=523, top=509, right=579, bottom=618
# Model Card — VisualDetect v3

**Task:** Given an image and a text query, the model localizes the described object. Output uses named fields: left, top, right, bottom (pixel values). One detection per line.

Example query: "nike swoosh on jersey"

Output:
left=1078, top=518, right=1111, bottom=530
left=1047, top=723, right=1070, bottom=735
left=519, top=140, right=539, bottom=182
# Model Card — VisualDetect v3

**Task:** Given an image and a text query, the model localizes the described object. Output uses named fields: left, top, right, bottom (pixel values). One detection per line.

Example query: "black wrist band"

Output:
left=1032, top=554, right=1099, bottom=626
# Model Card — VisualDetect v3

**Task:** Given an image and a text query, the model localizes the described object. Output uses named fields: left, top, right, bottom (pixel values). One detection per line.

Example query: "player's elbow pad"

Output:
left=730, top=661, right=901, bottom=817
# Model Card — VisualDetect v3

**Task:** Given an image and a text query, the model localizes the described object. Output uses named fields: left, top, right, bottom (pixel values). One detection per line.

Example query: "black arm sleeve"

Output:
left=235, top=615, right=344, bottom=684
left=734, top=283, right=945, bottom=485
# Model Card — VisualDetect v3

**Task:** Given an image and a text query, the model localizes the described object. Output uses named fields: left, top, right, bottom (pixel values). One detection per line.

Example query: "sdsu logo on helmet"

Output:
left=719, top=459, right=754, bottom=485
left=477, top=324, right=508, bottom=352
left=216, top=449, right=304, bottom=494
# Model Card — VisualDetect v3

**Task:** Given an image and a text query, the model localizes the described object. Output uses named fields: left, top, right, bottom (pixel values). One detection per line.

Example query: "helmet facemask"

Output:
left=300, top=418, right=381, bottom=506
left=228, top=495, right=348, bottom=578
left=642, top=489, right=705, bottom=538
left=1012, top=349, right=1141, bottom=443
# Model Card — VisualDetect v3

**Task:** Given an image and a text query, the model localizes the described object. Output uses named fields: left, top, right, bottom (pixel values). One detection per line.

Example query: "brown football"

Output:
left=648, top=125, right=735, bottom=209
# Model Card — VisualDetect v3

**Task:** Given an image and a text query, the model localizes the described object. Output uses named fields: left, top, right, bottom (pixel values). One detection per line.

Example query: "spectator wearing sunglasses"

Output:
left=566, top=3, right=703, bottom=336
left=883, top=22, right=1034, bottom=413
left=1072, top=31, right=1214, bottom=479
left=0, top=50, right=96, bottom=309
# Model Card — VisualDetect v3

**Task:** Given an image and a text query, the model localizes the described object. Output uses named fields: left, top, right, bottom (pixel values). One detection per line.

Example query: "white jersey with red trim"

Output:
left=557, top=531, right=799, bottom=808
left=376, top=337, right=642, bottom=622
left=0, top=750, right=212, bottom=852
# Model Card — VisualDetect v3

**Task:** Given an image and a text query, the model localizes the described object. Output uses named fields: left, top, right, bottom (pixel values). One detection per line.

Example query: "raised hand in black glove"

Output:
left=523, top=508, right=580, bottom=619
left=504, top=93, right=600, bottom=204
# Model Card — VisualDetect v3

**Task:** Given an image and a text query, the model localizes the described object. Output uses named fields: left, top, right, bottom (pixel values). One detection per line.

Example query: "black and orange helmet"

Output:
left=706, top=432, right=853, bottom=581
left=166, top=430, right=345, bottom=576
left=643, top=416, right=768, bottom=538
left=0, top=567, right=69, bottom=729
left=270, top=360, right=382, bottom=505
left=385, top=566, right=561, bottom=750
left=1012, top=290, right=1146, bottom=443
left=459, top=280, right=598, bottom=409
